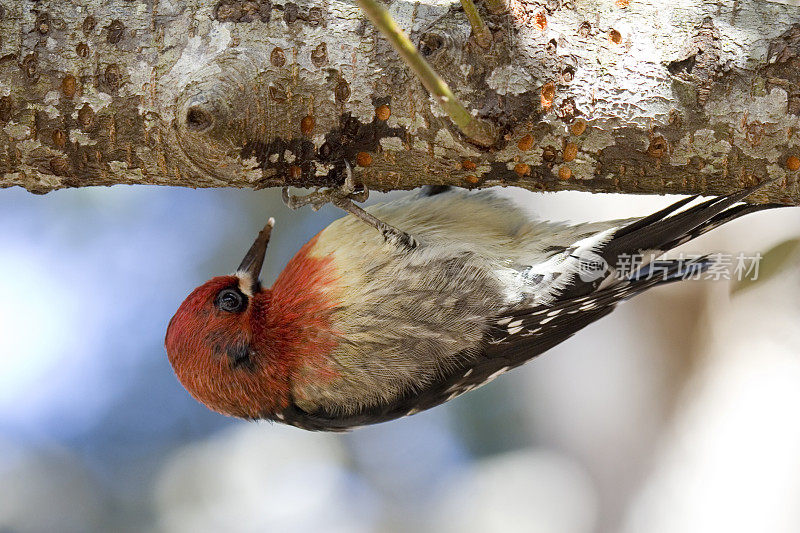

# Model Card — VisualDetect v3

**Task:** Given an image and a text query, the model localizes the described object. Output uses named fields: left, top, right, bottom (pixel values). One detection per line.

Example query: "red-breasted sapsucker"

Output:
left=165, top=181, right=784, bottom=431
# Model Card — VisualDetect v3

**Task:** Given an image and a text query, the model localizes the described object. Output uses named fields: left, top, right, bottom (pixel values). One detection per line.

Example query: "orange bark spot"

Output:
left=356, top=152, right=373, bottom=167
left=534, top=11, right=547, bottom=31
left=62, top=75, right=77, bottom=98
left=375, top=104, right=391, bottom=121
left=647, top=136, right=668, bottom=158
left=517, top=134, right=534, bottom=151
left=540, top=82, right=555, bottom=108
left=562, top=142, right=578, bottom=162
left=300, top=115, right=314, bottom=135
left=514, top=163, right=531, bottom=176
left=570, top=120, right=586, bottom=136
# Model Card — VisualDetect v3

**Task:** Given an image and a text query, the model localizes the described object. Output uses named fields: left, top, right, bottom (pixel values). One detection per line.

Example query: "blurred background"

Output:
left=0, top=184, right=798, bottom=533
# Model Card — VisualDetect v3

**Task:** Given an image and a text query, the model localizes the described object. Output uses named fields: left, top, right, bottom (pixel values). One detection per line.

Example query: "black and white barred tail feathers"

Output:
left=660, top=201, right=785, bottom=251
left=555, top=180, right=782, bottom=301
left=602, top=180, right=782, bottom=263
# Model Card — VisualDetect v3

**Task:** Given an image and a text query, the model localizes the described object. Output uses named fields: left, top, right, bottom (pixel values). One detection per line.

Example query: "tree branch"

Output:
left=0, top=0, right=798, bottom=205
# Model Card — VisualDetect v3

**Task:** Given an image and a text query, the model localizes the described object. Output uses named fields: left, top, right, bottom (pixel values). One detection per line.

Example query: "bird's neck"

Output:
left=256, top=235, right=343, bottom=408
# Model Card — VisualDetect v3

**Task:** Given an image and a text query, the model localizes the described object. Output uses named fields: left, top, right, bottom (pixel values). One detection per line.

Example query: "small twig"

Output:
left=356, top=0, right=498, bottom=148
left=459, top=0, right=492, bottom=48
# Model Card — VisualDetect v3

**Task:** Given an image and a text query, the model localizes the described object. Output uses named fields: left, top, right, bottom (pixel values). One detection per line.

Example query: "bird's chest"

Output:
left=289, top=245, right=509, bottom=414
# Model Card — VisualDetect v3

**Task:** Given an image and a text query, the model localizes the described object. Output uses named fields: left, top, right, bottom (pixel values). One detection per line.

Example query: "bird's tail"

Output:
left=559, top=179, right=786, bottom=299
left=603, top=180, right=784, bottom=262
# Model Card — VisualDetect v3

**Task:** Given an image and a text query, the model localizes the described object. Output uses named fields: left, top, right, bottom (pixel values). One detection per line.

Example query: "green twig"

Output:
left=459, top=0, right=492, bottom=48
left=356, top=0, right=498, bottom=148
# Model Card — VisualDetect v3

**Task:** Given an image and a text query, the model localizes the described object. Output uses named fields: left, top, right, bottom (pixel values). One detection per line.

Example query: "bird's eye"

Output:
left=215, top=288, right=248, bottom=313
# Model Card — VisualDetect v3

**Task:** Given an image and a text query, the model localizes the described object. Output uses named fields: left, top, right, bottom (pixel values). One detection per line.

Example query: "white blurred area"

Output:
left=433, top=449, right=597, bottom=533
left=0, top=185, right=798, bottom=533
left=155, top=424, right=377, bottom=533
left=620, top=220, right=800, bottom=533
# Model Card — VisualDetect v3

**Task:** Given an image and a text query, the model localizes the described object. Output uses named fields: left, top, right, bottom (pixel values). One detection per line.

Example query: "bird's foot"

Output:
left=282, top=161, right=418, bottom=250
left=282, top=161, right=369, bottom=212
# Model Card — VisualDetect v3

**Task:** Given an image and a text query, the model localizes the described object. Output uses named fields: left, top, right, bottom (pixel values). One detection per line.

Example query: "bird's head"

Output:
left=165, top=218, right=293, bottom=419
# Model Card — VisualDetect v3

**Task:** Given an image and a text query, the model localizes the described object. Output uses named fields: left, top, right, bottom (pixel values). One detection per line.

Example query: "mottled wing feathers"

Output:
left=482, top=257, right=709, bottom=362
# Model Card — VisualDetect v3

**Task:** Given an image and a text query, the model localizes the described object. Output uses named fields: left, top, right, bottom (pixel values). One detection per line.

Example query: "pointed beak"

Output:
left=237, top=217, right=275, bottom=283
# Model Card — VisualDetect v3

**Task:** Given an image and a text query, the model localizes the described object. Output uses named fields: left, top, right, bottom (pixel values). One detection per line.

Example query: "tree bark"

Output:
left=0, top=0, right=798, bottom=204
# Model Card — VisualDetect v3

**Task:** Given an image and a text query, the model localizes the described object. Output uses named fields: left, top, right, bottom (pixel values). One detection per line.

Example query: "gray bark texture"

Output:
left=0, top=0, right=799, bottom=204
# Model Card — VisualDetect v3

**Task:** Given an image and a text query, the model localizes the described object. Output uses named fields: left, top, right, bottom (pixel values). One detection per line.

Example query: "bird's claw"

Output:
left=283, top=160, right=418, bottom=251
left=382, top=229, right=419, bottom=250
left=282, top=161, right=369, bottom=211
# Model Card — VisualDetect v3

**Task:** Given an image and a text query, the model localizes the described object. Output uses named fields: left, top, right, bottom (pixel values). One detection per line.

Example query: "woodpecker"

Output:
left=165, top=179, right=784, bottom=431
